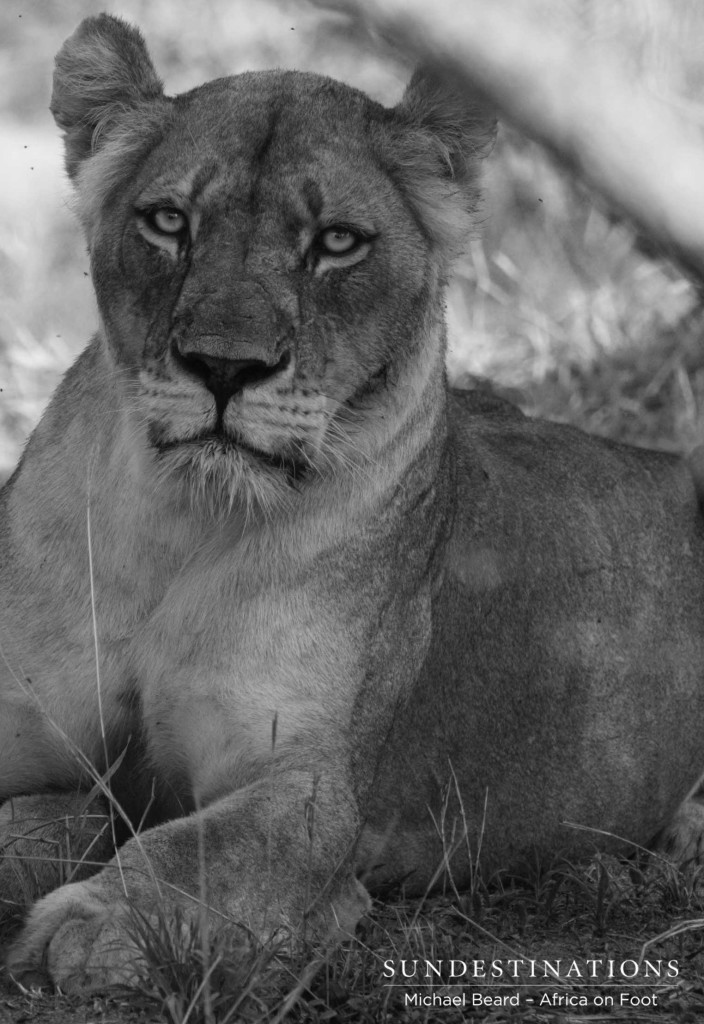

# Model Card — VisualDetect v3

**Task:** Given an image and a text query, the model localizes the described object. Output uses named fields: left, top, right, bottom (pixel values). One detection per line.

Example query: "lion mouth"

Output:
left=151, top=427, right=310, bottom=482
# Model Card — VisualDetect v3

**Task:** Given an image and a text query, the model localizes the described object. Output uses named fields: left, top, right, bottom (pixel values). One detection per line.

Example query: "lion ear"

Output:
left=390, top=67, right=497, bottom=258
left=398, top=67, right=497, bottom=180
left=51, top=14, right=164, bottom=179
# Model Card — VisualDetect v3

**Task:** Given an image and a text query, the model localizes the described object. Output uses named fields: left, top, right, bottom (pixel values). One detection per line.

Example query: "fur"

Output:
left=2, top=15, right=704, bottom=992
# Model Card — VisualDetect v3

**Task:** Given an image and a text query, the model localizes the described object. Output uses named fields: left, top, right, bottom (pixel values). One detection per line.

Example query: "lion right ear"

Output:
left=51, top=14, right=164, bottom=179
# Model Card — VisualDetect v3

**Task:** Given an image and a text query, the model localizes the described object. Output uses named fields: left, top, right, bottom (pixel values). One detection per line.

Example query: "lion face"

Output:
left=52, top=17, right=494, bottom=515
left=87, top=75, right=432, bottom=512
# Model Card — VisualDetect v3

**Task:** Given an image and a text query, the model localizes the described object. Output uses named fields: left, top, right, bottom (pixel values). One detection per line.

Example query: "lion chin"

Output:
left=154, top=431, right=308, bottom=521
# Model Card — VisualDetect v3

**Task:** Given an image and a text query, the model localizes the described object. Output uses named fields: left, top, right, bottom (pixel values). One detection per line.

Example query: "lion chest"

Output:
left=129, top=549, right=376, bottom=803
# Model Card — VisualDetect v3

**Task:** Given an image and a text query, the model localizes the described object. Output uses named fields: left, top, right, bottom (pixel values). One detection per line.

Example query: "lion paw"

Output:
left=7, top=882, right=143, bottom=993
left=655, top=797, right=704, bottom=866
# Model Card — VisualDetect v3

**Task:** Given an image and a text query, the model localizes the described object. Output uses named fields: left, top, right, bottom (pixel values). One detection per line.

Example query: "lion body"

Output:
left=364, top=393, right=704, bottom=888
left=2, top=14, right=704, bottom=990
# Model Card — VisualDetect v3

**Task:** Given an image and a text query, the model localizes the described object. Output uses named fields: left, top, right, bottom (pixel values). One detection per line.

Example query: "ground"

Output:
left=3, top=856, right=704, bottom=1022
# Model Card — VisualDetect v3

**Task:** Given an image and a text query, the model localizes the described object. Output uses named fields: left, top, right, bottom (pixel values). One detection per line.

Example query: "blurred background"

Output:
left=3, top=0, right=704, bottom=479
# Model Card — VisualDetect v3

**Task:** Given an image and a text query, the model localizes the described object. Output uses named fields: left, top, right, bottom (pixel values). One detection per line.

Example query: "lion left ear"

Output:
left=398, top=67, right=497, bottom=180
left=389, top=67, right=497, bottom=259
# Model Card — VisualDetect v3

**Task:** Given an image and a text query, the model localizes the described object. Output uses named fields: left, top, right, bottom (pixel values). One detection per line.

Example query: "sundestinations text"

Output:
left=382, top=958, right=678, bottom=981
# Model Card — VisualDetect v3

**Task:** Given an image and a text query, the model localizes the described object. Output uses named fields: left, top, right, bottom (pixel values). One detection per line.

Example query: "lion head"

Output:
left=51, top=15, right=495, bottom=517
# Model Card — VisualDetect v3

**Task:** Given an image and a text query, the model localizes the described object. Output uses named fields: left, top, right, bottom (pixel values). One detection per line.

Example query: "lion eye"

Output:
left=149, top=207, right=188, bottom=235
left=319, top=227, right=359, bottom=255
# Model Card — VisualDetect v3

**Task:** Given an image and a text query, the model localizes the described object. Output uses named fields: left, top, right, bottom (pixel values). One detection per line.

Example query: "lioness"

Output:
left=2, top=12, right=704, bottom=992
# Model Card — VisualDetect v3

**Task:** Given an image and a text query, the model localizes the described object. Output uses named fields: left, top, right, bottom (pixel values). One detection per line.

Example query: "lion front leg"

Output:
left=7, top=770, right=368, bottom=992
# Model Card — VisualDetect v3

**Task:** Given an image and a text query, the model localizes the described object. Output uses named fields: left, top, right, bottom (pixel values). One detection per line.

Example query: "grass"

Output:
left=4, top=1, right=704, bottom=1021
left=5, top=845, right=704, bottom=1022
left=446, top=129, right=704, bottom=456
left=0, top=796, right=110, bottom=934
left=4, top=769, right=704, bottom=1021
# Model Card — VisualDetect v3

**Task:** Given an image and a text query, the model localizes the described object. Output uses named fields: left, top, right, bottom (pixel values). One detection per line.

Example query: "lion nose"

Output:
left=175, top=350, right=290, bottom=408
